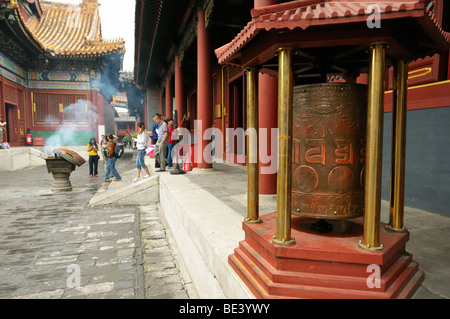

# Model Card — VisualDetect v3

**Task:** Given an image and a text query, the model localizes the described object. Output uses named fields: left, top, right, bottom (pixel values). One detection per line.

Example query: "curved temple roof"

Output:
left=215, top=0, right=450, bottom=65
left=16, top=0, right=125, bottom=57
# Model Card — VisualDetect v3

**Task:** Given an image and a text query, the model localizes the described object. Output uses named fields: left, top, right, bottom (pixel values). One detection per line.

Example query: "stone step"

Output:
left=89, top=168, right=159, bottom=207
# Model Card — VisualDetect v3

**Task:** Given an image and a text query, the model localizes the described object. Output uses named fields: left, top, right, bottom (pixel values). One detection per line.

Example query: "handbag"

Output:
left=145, top=145, right=155, bottom=158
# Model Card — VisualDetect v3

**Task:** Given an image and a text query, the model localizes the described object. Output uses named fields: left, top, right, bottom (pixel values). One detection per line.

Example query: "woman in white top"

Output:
left=132, top=121, right=151, bottom=181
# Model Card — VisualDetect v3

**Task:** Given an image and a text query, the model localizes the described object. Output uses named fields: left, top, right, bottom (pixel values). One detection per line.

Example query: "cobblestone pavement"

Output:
left=0, top=151, right=192, bottom=299
left=140, top=205, right=190, bottom=299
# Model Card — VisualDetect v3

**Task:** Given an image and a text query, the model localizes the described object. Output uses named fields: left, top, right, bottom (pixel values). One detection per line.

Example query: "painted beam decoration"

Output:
left=27, top=70, right=91, bottom=90
left=0, top=53, right=27, bottom=79
left=0, top=54, right=99, bottom=91
left=0, top=53, right=27, bottom=87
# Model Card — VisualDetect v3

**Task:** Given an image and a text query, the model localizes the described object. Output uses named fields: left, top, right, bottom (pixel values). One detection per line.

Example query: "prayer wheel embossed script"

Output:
left=292, top=83, right=367, bottom=219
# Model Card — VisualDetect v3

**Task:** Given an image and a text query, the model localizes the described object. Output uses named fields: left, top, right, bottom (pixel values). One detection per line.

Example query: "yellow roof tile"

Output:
left=24, top=0, right=125, bottom=57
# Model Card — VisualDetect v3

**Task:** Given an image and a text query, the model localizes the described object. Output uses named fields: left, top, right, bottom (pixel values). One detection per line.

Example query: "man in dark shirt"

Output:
left=152, top=120, right=159, bottom=144
left=152, top=113, right=160, bottom=168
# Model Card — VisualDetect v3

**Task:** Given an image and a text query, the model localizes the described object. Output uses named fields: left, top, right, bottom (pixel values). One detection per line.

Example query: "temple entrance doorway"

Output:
left=5, top=103, right=19, bottom=146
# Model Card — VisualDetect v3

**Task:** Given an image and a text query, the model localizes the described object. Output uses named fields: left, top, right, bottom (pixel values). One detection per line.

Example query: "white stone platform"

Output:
left=0, top=146, right=91, bottom=171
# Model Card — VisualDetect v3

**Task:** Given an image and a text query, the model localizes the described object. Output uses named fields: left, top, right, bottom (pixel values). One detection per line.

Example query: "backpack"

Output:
left=114, top=143, right=124, bottom=158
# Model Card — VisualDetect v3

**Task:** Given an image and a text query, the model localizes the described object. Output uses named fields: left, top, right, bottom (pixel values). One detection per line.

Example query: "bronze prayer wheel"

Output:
left=292, top=83, right=367, bottom=219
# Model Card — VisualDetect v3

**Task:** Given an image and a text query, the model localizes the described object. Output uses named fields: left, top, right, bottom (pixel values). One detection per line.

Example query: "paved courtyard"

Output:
left=0, top=151, right=193, bottom=299
left=1, top=149, right=449, bottom=299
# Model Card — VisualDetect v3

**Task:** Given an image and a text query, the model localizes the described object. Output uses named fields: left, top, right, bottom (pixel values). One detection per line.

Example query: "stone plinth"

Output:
left=229, top=212, right=425, bottom=299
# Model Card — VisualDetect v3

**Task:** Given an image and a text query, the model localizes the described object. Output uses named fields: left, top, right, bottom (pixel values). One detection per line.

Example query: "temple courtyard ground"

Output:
left=0, top=150, right=196, bottom=299
left=0, top=147, right=449, bottom=299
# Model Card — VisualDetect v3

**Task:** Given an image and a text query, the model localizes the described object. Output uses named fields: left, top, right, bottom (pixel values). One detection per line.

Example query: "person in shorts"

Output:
left=132, top=121, right=151, bottom=181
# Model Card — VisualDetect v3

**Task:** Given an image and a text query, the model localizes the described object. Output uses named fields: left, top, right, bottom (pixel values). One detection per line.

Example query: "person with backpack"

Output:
left=104, top=134, right=121, bottom=182
left=132, top=121, right=151, bottom=181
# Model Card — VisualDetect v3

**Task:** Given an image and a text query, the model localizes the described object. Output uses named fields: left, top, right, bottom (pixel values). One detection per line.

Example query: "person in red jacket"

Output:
left=166, top=117, right=175, bottom=169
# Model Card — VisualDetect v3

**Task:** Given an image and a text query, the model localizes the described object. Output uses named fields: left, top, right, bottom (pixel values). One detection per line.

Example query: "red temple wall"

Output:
left=0, top=85, right=107, bottom=146
left=0, top=77, right=27, bottom=146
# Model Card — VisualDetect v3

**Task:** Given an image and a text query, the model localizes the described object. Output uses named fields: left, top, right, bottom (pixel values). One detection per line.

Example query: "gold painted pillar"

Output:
left=245, top=67, right=262, bottom=224
left=359, top=42, right=387, bottom=251
left=273, top=48, right=295, bottom=245
left=386, top=60, right=409, bottom=233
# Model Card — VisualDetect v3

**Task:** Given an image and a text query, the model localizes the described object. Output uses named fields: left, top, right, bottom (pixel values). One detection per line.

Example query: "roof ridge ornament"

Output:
left=81, top=0, right=99, bottom=14
left=10, top=0, right=19, bottom=10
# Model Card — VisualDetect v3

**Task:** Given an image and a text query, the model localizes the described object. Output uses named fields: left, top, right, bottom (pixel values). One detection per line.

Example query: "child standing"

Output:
left=87, top=137, right=99, bottom=177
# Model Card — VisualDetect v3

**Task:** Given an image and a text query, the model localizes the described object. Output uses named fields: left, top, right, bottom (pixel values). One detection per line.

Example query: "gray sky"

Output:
left=47, top=0, right=135, bottom=72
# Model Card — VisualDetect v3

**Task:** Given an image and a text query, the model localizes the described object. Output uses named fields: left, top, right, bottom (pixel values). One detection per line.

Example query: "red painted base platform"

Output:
left=229, top=212, right=424, bottom=299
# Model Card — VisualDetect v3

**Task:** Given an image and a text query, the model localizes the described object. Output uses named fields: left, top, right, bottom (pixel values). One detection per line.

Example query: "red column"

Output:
left=158, top=90, right=164, bottom=116
left=258, top=73, right=278, bottom=195
left=255, top=0, right=279, bottom=195
left=0, top=79, right=5, bottom=128
left=197, top=10, right=213, bottom=169
left=175, top=56, right=185, bottom=128
left=143, top=96, right=148, bottom=128
left=91, top=90, right=98, bottom=140
left=165, top=77, right=173, bottom=118
left=447, top=51, right=450, bottom=79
